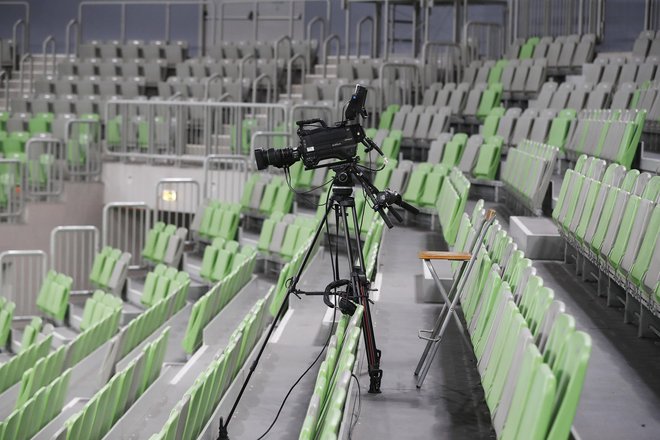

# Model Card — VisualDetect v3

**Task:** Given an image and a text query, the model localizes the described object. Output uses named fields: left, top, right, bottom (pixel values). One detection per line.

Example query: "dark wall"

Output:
left=0, top=0, right=650, bottom=56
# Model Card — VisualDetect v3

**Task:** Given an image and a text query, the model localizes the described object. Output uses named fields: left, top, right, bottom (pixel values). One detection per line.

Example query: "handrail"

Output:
left=12, top=19, right=28, bottom=71
left=42, top=36, right=56, bottom=77
left=463, top=21, right=505, bottom=60
left=238, top=53, right=256, bottom=91
left=65, top=19, right=80, bottom=57
left=19, top=53, right=33, bottom=96
left=252, top=73, right=274, bottom=104
left=274, top=35, right=292, bottom=89
left=356, top=16, right=375, bottom=59
left=204, top=73, right=222, bottom=100
left=0, top=71, right=8, bottom=110
left=286, top=53, right=306, bottom=99
left=306, top=15, right=326, bottom=43
left=322, top=34, right=341, bottom=78
left=378, top=62, right=422, bottom=108
left=421, top=41, right=463, bottom=87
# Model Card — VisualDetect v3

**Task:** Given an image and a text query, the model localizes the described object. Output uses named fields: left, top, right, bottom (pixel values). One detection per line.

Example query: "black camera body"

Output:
left=254, top=84, right=371, bottom=171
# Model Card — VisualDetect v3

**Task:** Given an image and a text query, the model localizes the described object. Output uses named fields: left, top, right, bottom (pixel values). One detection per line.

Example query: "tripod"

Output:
left=219, top=160, right=417, bottom=438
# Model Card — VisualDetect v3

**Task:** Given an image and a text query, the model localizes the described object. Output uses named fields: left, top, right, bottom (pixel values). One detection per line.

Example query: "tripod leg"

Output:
left=340, top=201, right=382, bottom=393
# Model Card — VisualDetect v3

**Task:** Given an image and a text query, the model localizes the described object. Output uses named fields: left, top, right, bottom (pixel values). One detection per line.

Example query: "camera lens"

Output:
left=253, top=147, right=298, bottom=170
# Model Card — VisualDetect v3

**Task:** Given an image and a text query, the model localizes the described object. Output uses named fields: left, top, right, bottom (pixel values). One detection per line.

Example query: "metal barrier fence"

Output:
left=379, top=63, right=422, bottom=108
left=0, top=159, right=24, bottom=223
left=24, top=136, right=65, bottom=199
left=512, top=0, right=604, bottom=41
left=465, top=22, right=505, bottom=60
left=50, top=225, right=99, bottom=293
left=66, top=119, right=103, bottom=180
left=102, top=202, right=152, bottom=269
left=105, top=100, right=289, bottom=160
left=0, top=250, right=47, bottom=316
left=203, top=155, right=250, bottom=203
left=421, top=41, right=464, bottom=86
left=155, top=178, right=200, bottom=239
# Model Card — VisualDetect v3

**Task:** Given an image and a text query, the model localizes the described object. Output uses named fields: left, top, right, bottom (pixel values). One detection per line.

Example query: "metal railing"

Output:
left=65, top=19, right=80, bottom=57
left=77, top=1, right=210, bottom=55
left=322, top=34, right=341, bottom=78
left=464, top=21, right=505, bottom=60
left=102, top=202, right=152, bottom=269
left=421, top=41, right=464, bottom=87
left=512, top=0, right=604, bottom=41
left=155, top=178, right=200, bottom=239
left=203, top=154, right=250, bottom=203
left=306, top=15, right=327, bottom=46
left=217, top=0, right=331, bottom=42
left=66, top=119, right=103, bottom=180
left=50, top=225, right=99, bottom=294
left=18, top=53, right=33, bottom=96
left=379, top=62, right=422, bottom=108
left=10, top=8, right=29, bottom=71
left=252, top=73, right=274, bottom=104
left=24, top=136, right=65, bottom=199
left=356, top=16, right=376, bottom=59
left=0, top=159, right=24, bottom=222
left=41, top=35, right=56, bottom=77
left=105, top=99, right=289, bottom=160
left=0, top=250, right=47, bottom=316
left=0, top=70, right=8, bottom=110
left=286, top=53, right=306, bottom=99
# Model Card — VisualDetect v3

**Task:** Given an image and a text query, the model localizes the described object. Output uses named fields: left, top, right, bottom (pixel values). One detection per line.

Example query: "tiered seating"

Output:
left=76, top=39, right=188, bottom=66
left=239, top=174, right=294, bottom=220
left=563, top=109, right=646, bottom=167
left=362, top=219, right=385, bottom=280
left=445, top=203, right=592, bottom=439
left=0, top=367, right=71, bottom=439
left=0, top=297, right=15, bottom=349
left=632, top=30, right=660, bottom=60
left=299, top=305, right=363, bottom=439
left=142, top=222, right=187, bottom=267
left=89, top=246, right=131, bottom=293
left=507, top=34, right=595, bottom=74
left=384, top=104, right=450, bottom=156
left=117, top=278, right=188, bottom=359
left=150, top=293, right=272, bottom=439
left=582, top=56, right=660, bottom=87
left=16, top=344, right=67, bottom=407
left=63, top=327, right=170, bottom=439
left=427, top=132, right=503, bottom=179
left=501, top=140, right=559, bottom=214
left=0, top=335, right=53, bottom=394
left=553, top=155, right=660, bottom=326
left=208, top=39, right=317, bottom=62
left=140, top=264, right=191, bottom=308
left=192, top=201, right=240, bottom=242
left=36, top=270, right=73, bottom=322
left=18, top=317, right=43, bottom=353
left=528, top=81, right=612, bottom=111
left=199, top=239, right=256, bottom=284
left=67, top=306, right=122, bottom=366
left=500, top=59, right=548, bottom=101
left=257, top=213, right=318, bottom=264
left=79, top=290, right=123, bottom=331
left=184, top=245, right=257, bottom=353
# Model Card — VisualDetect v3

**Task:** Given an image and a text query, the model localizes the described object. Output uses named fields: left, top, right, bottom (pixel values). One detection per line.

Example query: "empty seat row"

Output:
left=241, top=174, right=294, bottom=217
left=151, top=292, right=272, bottom=440
left=34, top=76, right=147, bottom=99
left=15, top=343, right=66, bottom=409
left=0, top=297, right=15, bottom=349
left=183, top=245, right=258, bottom=354
left=257, top=213, right=318, bottom=264
left=388, top=105, right=450, bottom=149
left=63, top=327, right=170, bottom=439
left=16, top=317, right=43, bottom=354
left=12, top=95, right=112, bottom=118
left=36, top=270, right=73, bottom=322
left=554, top=156, right=660, bottom=324
left=67, top=303, right=122, bottom=366
left=299, top=305, right=364, bottom=439
left=140, top=264, right=191, bottom=308
left=56, top=59, right=167, bottom=84
left=208, top=39, right=317, bottom=62
left=447, top=203, right=591, bottom=440
left=79, top=290, right=123, bottom=331
left=508, top=34, right=595, bottom=71
left=501, top=140, right=560, bottom=214
left=583, top=58, right=660, bottom=86
left=175, top=58, right=284, bottom=83
left=489, top=107, right=570, bottom=149
left=0, top=334, right=52, bottom=394
left=529, top=81, right=612, bottom=111
left=90, top=246, right=131, bottom=293
left=199, top=238, right=256, bottom=284
left=157, top=76, right=247, bottom=101
left=419, top=82, right=503, bottom=120
left=142, top=222, right=187, bottom=267
left=193, top=201, right=241, bottom=243
left=429, top=132, right=503, bottom=180
left=76, top=39, right=188, bottom=65
left=563, top=109, right=646, bottom=167
left=626, top=81, right=660, bottom=129
left=632, top=30, right=660, bottom=60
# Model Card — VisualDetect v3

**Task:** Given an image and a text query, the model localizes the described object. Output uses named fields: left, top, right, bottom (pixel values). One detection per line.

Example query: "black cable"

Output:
left=255, top=185, right=338, bottom=440
left=348, top=373, right=362, bottom=440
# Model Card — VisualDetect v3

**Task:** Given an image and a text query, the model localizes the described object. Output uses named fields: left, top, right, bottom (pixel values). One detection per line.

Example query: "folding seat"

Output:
left=529, top=82, right=558, bottom=109
left=558, top=34, right=580, bottom=68
left=509, top=109, right=536, bottom=146
left=618, top=61, right=639, bottom=85
left=582, top=63, right=602, bottom=85
left=519, top=37, right=540, bottom=59
left=54, top=76, right=76, bottom=96
left=165, top=44, right=186, bottom=65
left=500, top=60, right=518, bottom=96
left=600, top=60, right=622, bottom=85
left=511, top=59, right=532, bottom=94
left=79, top=42, right=100, bottom=58
left=633, top=31, right=655, bottom=58
left=77, top=78, right=98, bottom=97
left=610, top=82, right=635, bottom=109
left=99, top=79, right=120, bottom=98
left=427, top=133, right=452, bottom=163
left=475, top=61, right=495, bottom=84
left=548, top=82, right=572, bottom=110
left=462, top=83, right=487, bottom=119
left=571, top=34, right=593, bottom=66
left=462, top=61, right=480, bottom=85
left=649, top=36, right=660, bottom=58
left=143, top=60, right=166, bottom=86
left=584, top=82, right=611, bottom=109
left=636, top=62, right=656, bottom=83
left=434, top=83, right=455, bottom=107
left=457, top=134, right=482, bottom=174
left=532, top=37, right=552, bottom=59
left=401, top=111, right=420, bottom=140
left=448, top=82, right=470, bottom=115
left=496, top=107, right=522, bottom=146
left=441, top=139, right=464, bottom=167
left=545, top=36, right=566, bottom=68
left=566, top=84, right=590, bottom=110
left=142, top=44, right=163, bottom=61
